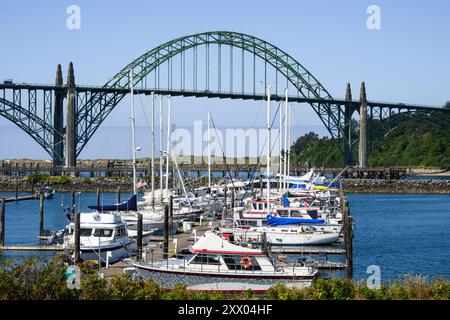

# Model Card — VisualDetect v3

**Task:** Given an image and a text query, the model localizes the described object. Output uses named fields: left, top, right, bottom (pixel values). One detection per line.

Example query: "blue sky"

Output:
left=0, top=0, right=449, bottom=159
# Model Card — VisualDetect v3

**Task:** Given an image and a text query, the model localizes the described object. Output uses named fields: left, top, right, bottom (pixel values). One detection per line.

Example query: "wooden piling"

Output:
left=342, top=197, right=353, bottom=280
left=137, top=212, right=143, bottom=261
left=223, top=185, right=228, bottom=217
left=116, top=187, right=121, bottom=203
left=169, top=195, right=173, bottom=238
left=0, top=199, right=5, bottom=246
left=74, top=211, right=80, bottom=264
left=347, top=215, right=354, bottom=279
left=231, top=188, right=235, bottom=209
left=39, top=194, right=44, bottom=236
left=96, top=188, right=100, bottom=207
left=71, top=190, right=75, bottom=213
left=15, top=176, right=18, bottom=201
left=163, top=204, right=169, bottom=259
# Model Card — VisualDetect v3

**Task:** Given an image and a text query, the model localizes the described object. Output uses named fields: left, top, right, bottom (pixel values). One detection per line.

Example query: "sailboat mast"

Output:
left=207, top=112, right=211, bottom=189
left=266, top=84, right=271, bottom=215
left=129, top=69, right=137, bottom=196
left=151, top=92, right=155, bottom=207
left=278, top=93, right=283, bottom=194
left=287, top=103, right=291, bottom=186
left=165, top=96, right=172, bottom=201
left=283, top=88, right=288, bottom=193
left=159, top=95, right=164, bottom=205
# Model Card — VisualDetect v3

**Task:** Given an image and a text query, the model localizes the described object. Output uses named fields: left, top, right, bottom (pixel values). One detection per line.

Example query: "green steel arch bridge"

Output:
left=0, top=31, right=447, bottom=167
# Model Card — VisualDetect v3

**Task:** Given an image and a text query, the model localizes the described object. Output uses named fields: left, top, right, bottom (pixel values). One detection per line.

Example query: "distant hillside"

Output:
left=291, top=103, right=450, bottom=168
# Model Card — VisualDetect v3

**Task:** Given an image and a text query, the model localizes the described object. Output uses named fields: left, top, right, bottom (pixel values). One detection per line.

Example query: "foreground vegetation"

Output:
left=291, top=104, right=450, bottom=168
left=0, top=257, right=448, bottom=300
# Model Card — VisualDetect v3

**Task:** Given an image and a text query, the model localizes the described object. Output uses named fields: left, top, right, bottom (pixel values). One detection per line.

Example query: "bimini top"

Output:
left=189, top=231, right=264, bottom=256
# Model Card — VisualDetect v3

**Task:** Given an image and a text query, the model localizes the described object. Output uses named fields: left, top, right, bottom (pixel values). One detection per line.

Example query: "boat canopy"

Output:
left=88, top=194, right=137, bottom=212
left=281, top=194, right=290, bottom=207
left=266, top=214, right=325, bottom=226
left=79, top=212, right=123, bottom=224
left=189, top=231, right=264, bottom=256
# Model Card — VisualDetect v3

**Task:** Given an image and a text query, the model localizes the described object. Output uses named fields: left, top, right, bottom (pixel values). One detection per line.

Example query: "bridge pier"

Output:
left=358, top=82, right=368, bottom=168
left=53, top=64, right=65, bottom=170
left=65, top=62, right=77, bottom=169
left=344, top=83, right=356, bottom=166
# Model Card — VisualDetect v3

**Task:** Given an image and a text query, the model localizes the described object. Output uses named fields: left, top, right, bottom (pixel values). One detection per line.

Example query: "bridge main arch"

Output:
left=76, top=31, right=346, bottom=157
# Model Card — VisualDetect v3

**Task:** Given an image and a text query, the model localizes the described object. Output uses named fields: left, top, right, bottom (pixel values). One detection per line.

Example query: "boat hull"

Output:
left=234, top=230, right=340, bottom=246
left=79, top=244, right=129, bottom=264
left=133, top=265, right=315, bottom=292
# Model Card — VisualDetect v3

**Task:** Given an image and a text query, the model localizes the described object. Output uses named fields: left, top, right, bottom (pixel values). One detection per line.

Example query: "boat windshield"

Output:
left=79, top=228, right=92, bottom=237
left=189, top=254, right=221, bottom=265
left=93, top=228, right=114, bottom=237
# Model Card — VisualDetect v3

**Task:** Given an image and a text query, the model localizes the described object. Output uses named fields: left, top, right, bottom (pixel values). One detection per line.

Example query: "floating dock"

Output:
left=0, top=245, right=64, bottom=251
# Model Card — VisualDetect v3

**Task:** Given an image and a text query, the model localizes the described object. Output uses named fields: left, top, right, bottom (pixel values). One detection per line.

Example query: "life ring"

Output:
left=240, top=256, right=252, bottom=269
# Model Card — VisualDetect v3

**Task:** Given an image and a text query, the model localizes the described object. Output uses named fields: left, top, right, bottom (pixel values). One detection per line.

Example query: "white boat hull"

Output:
left=234, top=229, right=340, bottom=246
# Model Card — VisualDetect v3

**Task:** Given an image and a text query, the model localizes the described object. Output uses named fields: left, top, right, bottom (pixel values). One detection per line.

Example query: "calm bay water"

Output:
left=0, top=192, right=449, bottom=282
left=349, top=193, right=450, bottom=282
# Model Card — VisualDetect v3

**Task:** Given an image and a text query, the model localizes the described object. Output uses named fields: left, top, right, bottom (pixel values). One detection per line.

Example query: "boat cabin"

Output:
left=184, top=231, right=275, bottom=273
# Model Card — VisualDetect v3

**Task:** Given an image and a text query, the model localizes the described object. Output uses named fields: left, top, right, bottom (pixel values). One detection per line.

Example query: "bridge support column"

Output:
left=344, top=83, right=355, bottom=166
left=53, top=64, right=65, bottom=171
left=65, top=62, right=77, bottom=169
left=358, top=82, right=368, bottom=168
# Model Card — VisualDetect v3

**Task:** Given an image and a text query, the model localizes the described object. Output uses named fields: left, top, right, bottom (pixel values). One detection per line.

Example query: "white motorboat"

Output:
left=132, top=231, right=317, bottom=292
left=233, top=224, right=341, bottom=246
left=62, top=212, right=133, bottom=264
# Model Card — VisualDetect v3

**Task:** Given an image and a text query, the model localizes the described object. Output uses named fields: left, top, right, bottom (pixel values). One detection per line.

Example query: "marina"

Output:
left=1, top=1, right=450, bottom=304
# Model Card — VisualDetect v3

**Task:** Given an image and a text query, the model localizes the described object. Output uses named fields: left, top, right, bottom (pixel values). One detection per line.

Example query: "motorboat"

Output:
left=35, top=186, right=55, bottom=199
left=132, top=231, right=318, bottom=292
left=62, top=212, right=133, bottom=264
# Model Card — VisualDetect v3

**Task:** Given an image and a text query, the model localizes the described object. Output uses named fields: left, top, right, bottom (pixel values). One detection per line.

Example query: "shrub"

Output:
left=27, top=174, right=49, bottom=184
left=135, top=279, right=163, bottom=300
left=59, top=176, right=71, bottom=184
left=80, top=273, right=109, bottom=300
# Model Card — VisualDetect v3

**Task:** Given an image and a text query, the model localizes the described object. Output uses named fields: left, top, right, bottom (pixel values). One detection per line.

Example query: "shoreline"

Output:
left=1, top=176, right=450, bottom=194
left=342, top=179, right=450, bottom=194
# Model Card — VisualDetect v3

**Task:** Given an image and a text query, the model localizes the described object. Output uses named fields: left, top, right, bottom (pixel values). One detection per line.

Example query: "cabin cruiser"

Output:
left=132, top=231, right=318, bottom=292
left=62, top=212, right=133, bottom=264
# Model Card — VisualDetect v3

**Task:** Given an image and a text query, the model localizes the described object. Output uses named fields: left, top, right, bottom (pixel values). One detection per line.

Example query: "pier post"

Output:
left=0, top=199, right=5, bottom=246
left=358, top=81, right=368, bottom=168
left=169, top=195, right=173, bottom=238
left=347, top=215, right=354, bottom=279
left=342, top=198, right=353, bottom=280
left=231, top=188, right=235, bottom=209
left=71, top=190, right=75, bottom=213
left=116, top=187, right=121, bottom=203
left=15, top=176, right=18, bottom=201
left=137, top=212, right=143, bottom=261
left=223, top=185, right=228, bottom=217
left=53, top=64, right=65, bottom=169
left=65, top=62, right=77, bottom=169
left=96, top=188, right=100, bottom=207
left=39, top=194, right=44, bottom=236
left=74, top=211, right=80, bottom=264
left=163, top=204, right=169, bottom=259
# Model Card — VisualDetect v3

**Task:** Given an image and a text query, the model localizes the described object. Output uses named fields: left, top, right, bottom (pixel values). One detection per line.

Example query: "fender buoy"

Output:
left=240, top=256, right=252, bottom=269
